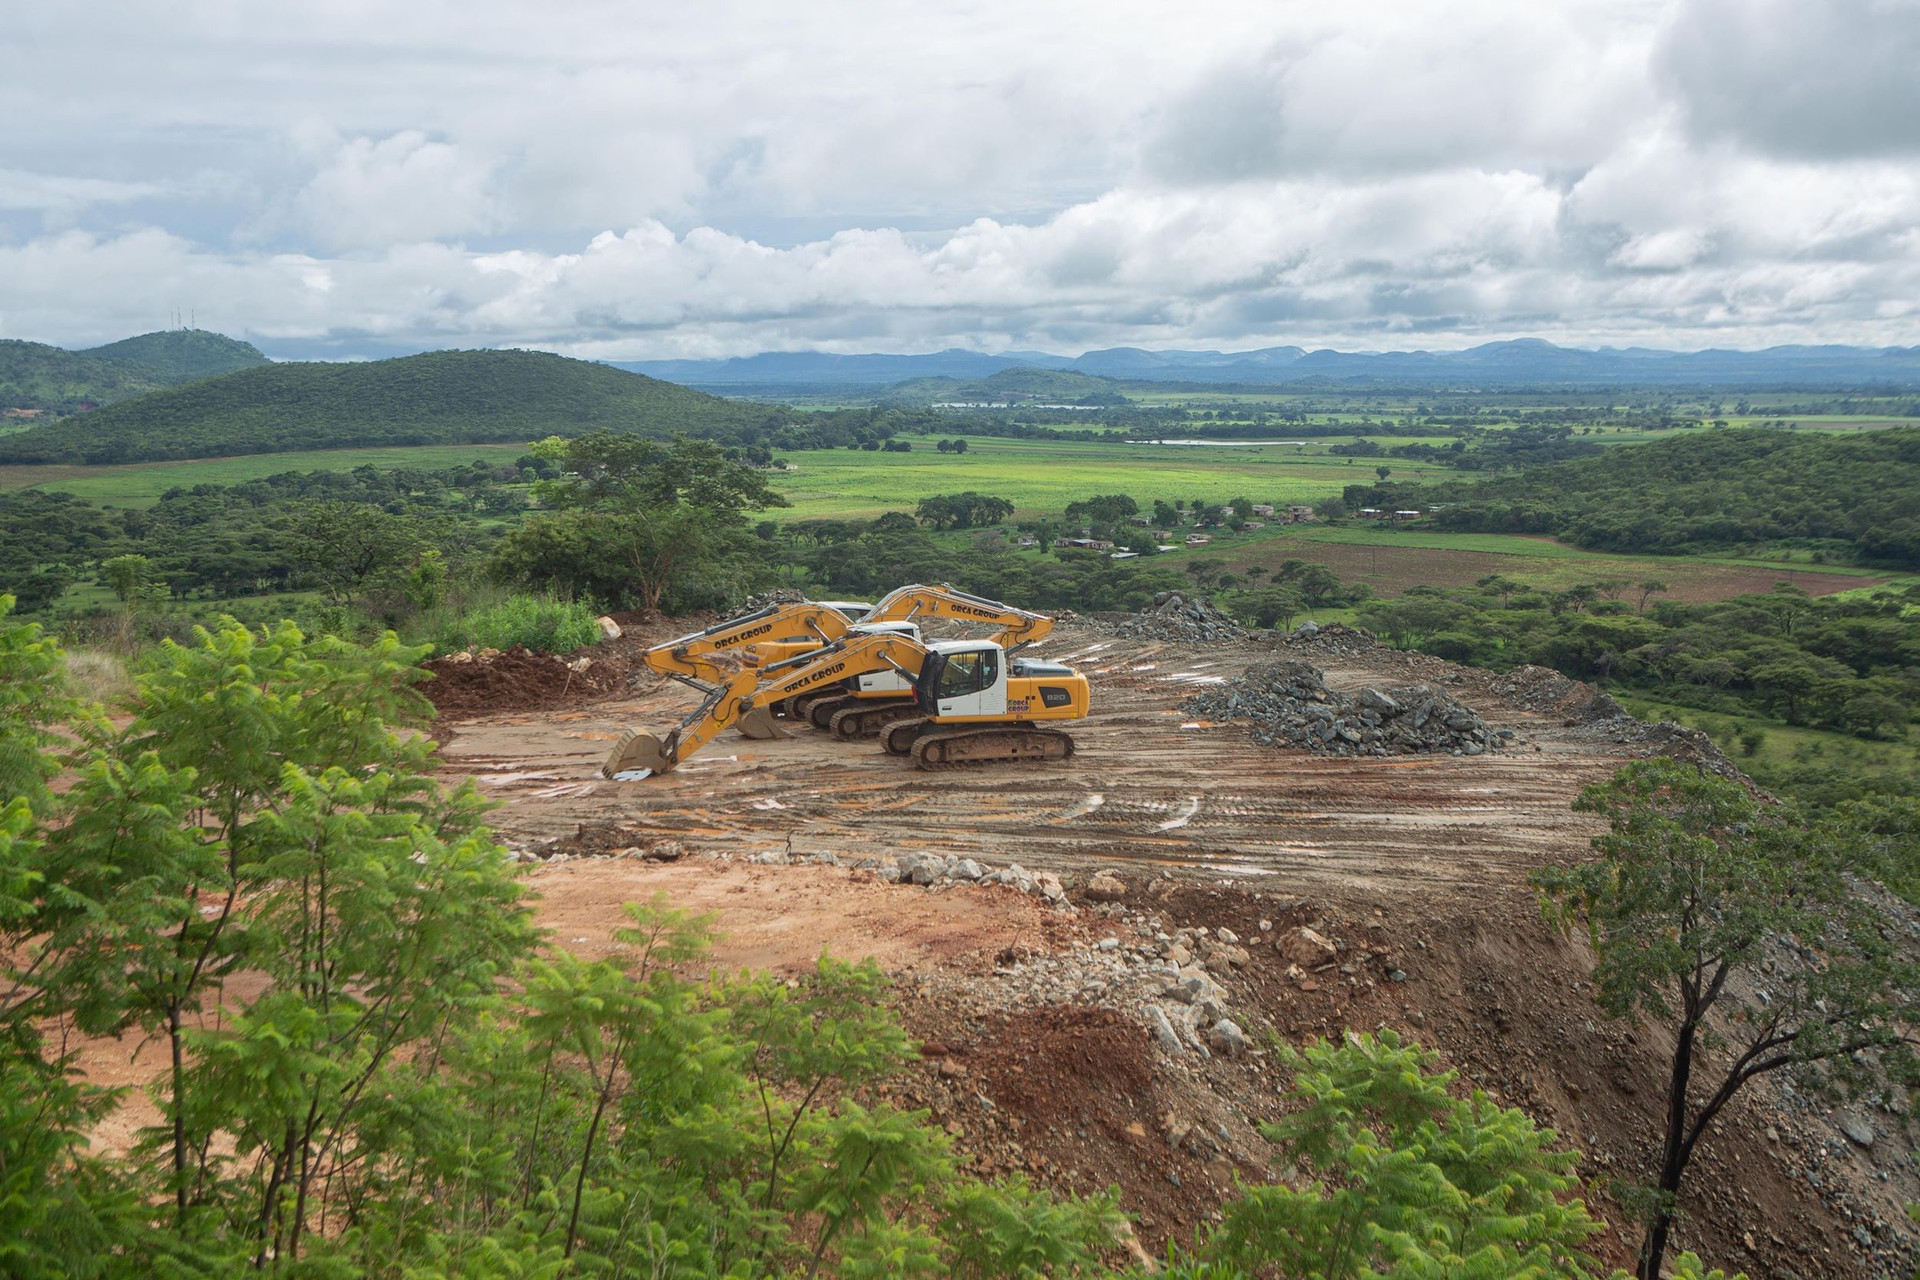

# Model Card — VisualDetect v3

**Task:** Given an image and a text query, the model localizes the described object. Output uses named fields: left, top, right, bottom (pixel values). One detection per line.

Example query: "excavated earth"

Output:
left=426, top=624, right=1919, bottom=1280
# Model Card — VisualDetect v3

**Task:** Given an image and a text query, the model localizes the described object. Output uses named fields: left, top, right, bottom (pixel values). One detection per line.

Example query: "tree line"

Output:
left=1349, top=427, right=1920, bottom=567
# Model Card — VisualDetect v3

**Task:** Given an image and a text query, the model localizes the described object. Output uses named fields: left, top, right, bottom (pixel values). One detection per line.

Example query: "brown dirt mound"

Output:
left=422, top=645, right=629, bottom=716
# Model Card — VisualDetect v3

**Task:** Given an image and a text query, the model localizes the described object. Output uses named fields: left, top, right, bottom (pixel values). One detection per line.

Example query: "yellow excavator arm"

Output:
left=606, top=632, right=929, bottom=777
left=640, top=601, right=861, bottom=738
left=865, top=583, right=1054, bottom=648
left=643, top=601, right=858, bottom=684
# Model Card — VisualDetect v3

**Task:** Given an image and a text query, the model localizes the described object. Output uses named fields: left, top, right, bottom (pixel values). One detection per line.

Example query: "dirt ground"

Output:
left=65, top=621, right=1910, bottom=1278
left=420, top=623, right=1920, bottom=1280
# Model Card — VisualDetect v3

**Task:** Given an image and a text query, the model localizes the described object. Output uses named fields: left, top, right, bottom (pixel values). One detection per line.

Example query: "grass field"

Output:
left=1, top=444, right=532, bottom=506
left=764, top=437, right=1449, bottom=520
left=1202, top=524, right=1891, bottom=604
left=1611, top=691, right=1919, bottom=802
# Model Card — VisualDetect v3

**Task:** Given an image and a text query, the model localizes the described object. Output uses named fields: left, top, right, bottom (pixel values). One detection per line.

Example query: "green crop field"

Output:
left=4, top=444, right=533, bottom=506
left=764, top=436, right=1450, bottom=520
left=1189, top=523, right=1892, bottom=605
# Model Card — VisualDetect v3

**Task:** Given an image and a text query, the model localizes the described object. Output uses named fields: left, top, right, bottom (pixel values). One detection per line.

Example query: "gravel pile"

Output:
left=1116, top=591, right=1246, bottom=644
left=1488, top=663, right=1623, bottom=722
left=1277, top=620, right=1377, bottom=656
left=1183, top=659, right=1514, bottom=757
left=737, top=587, right=810, bottom=611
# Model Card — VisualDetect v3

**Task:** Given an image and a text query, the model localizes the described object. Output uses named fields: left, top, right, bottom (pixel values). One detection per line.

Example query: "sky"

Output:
left=6, top=0, right=1920, bottom=359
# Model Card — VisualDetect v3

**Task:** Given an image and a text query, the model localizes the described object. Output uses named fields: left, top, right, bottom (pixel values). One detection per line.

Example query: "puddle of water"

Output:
left=1130, top=664, right=1158, bottom=671
left=1156, top=796, right=1202, bottom=830
left=1059, top=793, right=1106, bottom=820
left=750, top=797, right=789, bottom=810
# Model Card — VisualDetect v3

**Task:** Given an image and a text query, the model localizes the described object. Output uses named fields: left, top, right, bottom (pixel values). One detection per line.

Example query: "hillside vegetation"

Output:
left=0, top=348, right=781, bottom=464
left=0, top=328, right=268, bottom=412
left=1362, top=426, right=1920, bottom=567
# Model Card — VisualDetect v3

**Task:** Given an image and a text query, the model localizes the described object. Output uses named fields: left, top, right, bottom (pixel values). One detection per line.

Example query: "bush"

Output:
left=437, top=594, right=600, bottom=655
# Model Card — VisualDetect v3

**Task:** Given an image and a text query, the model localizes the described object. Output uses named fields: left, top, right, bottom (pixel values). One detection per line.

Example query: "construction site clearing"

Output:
left=421, top=609, right=1920, bottom=1280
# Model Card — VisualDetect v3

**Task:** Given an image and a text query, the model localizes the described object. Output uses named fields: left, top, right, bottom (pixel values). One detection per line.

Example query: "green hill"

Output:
left=0, top=348, right=779, bottom=465
left=1380, top=426, right=1920, bottom=567
left=1, top=329, right=270, bottom=414
left=81, top=329, right=269, bottom=382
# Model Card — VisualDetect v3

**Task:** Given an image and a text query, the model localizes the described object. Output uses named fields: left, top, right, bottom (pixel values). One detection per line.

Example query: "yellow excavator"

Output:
left=636, top=598, right=882, bottom=740
left=750, top=584, right=1055, bottom=738
left=601, top=630, right=1090, bottom=777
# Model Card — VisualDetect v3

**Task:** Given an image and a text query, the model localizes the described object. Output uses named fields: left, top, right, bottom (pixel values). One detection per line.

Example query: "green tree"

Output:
left=496, top=433, right=788, bottom=611
left=1203, top=1030, right=1605, bottom=1279
left=1533, top=759, right=1920, bottom=1280
left=289, top=500, right=424, bottom=605
left=1185, top=558, right=1229, bottom=590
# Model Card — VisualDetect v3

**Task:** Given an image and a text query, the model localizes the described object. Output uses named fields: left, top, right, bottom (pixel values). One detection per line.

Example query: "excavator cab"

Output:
left=912, top=641, right=1088, bottom=723
left=915, top=642, right=1005, bottom=718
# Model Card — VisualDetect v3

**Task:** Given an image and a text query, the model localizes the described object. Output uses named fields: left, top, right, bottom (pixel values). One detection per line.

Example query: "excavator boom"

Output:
left=640, top=600, right=861, bottom=739
left=605, top=632, right=927, bottom=777
left=865, top=582, right=1054, bottom=648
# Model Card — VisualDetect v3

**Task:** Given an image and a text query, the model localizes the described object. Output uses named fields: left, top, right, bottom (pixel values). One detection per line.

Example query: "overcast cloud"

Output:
left=4, top=0, right=1918, bottom=356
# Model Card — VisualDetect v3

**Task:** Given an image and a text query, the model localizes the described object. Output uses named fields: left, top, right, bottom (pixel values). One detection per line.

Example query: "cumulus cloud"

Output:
left=290, top=131, right=496, bottom=250
left=1657, top=0, right=1920, bottom=158
left=1, top=0, right=1918, bottom=352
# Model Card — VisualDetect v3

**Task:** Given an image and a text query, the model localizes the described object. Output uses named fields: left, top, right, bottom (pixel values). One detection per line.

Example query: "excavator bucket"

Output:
left=735, top=706, right=789, bottom=740
left=601, top=729, right=674, bottom=779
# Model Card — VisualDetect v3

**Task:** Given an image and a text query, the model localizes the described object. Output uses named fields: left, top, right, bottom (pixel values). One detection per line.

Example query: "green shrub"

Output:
left=438, top=594, right=600, bottom=655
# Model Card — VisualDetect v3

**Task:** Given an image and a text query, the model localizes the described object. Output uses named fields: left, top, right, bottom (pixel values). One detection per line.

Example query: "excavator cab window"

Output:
left=934, top=650, right=998, bottom=700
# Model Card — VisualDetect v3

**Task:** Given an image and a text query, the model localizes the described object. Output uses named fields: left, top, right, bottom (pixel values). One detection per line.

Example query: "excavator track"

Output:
left=806, top=694, right=855, bottom=730
left=829, top=700, right=920, bottom=740
left=908, top=726, right=1075, bottom=769
left=786, top=690, right=836, bottom=724
left=882, top=717, right=930, bottom=755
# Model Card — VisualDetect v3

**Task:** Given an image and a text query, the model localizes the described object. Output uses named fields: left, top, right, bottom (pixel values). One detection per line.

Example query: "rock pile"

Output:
left=737, top=587, right=810, bottom=612
left=1277, top=620, right=1376, bottom=657
left=1487, top=663, right=1622, bottom=722
left=1183, top=659, right=1513, bottom=756
left=1115, top=591, right=1246, bottom=644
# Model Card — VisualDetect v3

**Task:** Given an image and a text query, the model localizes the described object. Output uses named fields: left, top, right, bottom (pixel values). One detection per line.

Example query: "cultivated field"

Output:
left=764, top=437, right=1450, bottom=520
left=1220, top=525, right=1891, bottom=603
left=0, top=444, right=531, bottom=505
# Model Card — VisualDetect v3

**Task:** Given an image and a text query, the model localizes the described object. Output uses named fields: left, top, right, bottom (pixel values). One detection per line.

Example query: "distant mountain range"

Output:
left=615, top=338, right=1920, bottom=389
left=0, top=330, right=269, bottom=412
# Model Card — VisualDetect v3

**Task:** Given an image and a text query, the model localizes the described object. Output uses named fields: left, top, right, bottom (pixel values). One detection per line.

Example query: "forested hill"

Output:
left=79, top=329, right=269, bottom=382
left=0, top=349, right=781, bottom=464
left=1363, top=426, right=1920, bottom=567
left=0, top=328, right=269, bottom=412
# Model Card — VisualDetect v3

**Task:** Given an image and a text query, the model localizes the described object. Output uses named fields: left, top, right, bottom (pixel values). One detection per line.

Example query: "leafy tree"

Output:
left=1184, top=558, right=1229, bottom=590
left=1533, top=759, right=1920, bottom=1280
left=495, top=433, right=788, bottom=611
left=1636, top=580, right=1668, bottom=613
left=1203, top=1030, right=1606, bottom=1279
left=1152, top=500, right=1180, bottom=528
left=289, top=500, right=425, bottom=605
left=1063, top=494, right=1139, bottom=527
left=915, top=492, right=1015, bottom=531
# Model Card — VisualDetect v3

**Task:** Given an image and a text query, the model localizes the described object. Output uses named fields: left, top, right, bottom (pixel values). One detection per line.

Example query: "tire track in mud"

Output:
left=437, top=634, right=1625, bottom=903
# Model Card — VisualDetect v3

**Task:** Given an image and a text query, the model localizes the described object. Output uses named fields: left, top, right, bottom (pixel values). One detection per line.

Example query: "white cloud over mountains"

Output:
left=4, top=0, right=1918, bottom=355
